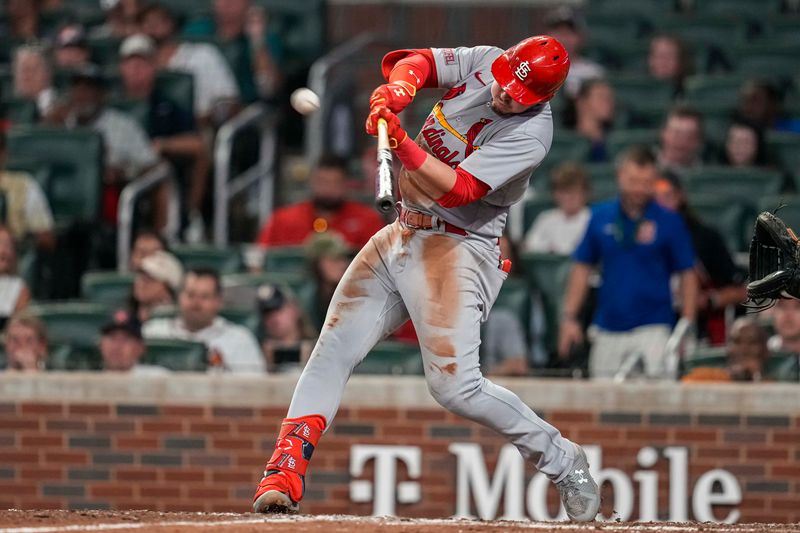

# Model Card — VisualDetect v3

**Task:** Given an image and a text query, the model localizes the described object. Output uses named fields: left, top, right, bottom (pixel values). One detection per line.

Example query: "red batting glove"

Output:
left=365, top=106, right=408, bottom=149
left=369, top=81, right=416, bottom=113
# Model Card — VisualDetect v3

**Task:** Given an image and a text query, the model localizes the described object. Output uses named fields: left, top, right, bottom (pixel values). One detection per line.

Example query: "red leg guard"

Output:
left=254, top=414, right=326, bottom=505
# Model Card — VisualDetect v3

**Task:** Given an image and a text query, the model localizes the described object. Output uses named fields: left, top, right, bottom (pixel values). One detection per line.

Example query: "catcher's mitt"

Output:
left=746, top=211, right=800, bottom=306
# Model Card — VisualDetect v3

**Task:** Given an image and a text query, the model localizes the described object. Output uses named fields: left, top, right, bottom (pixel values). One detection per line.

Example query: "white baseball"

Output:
left=290, top=87, right=320, bottom=115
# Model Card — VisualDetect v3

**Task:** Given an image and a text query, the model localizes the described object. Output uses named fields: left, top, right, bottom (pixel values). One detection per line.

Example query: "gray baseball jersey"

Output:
left=399, top=46, right=553, bottom=239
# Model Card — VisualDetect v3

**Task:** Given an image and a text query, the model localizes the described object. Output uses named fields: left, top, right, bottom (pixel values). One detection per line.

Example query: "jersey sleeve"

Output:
left=431, top=46, right=501, bottom=88
left=458, top=130, right=548, bottom=190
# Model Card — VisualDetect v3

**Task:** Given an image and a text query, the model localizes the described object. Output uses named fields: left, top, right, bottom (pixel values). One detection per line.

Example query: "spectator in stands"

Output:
left=722, top=117, right=768, bottom=168
left=46, top=65, right=161, bottom=225
left=143, top=267, right=266, bottom=373
left=53, top=24, right=92, bottom=70
left=0, top=226, right=31, bottom=329
left=257, top=283, right=316, bottom=373
left=654, top=174, right=746, bottom=345
left=657, top=105, right=704, bottom=176
left=559, top=146, right=698, bottom=379
left=3, top=314, right=48, bottom=371
left=118, top=34, right=211, bottom=241
left=3, top=0, right=44, bottom=41
left=481, top=308, right=529, bottom=377
left=0, top=131, right=56, bottom=250
left=99, top=309, right=168, bottom=374
left=572, top=79, right=615, bottom=162
left=545, top=7, right=604, bottom=98
left=139, top=2, right=240, bottom=126
left=737, top=80, right=800, bottom=134
left=768, top=298, right=800, bottom=353
left=90, top=0, right=143, bottom=38
left=183, top=0, right=283, bottom=101
left=299, top=232, right=352, bottom=331
left=523, top=163, right=590, bottom=255
left=12, top=45, right=57, bottom=119
left=683, top=318, right=769, bottom=382
left=647, top=34, right=692, bottom=96
left=129, top=228, right=167, bottom=271
left=256, top=155, right=385, bottom=250
left=129, top=250, right=182, bottom=323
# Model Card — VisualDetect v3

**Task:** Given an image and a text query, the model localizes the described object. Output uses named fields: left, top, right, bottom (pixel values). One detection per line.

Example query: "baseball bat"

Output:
left=375, top=118, right=395, bottom=213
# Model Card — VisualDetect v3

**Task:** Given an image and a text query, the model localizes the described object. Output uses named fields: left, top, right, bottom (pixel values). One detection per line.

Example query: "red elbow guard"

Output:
left=436, top=167, right=491, bottom=208
left=382, top=49, right=439, bottom=88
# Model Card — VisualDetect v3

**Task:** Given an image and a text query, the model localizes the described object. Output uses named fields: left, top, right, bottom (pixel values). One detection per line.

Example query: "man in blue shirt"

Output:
left=559, top=145, right=698, bottom=378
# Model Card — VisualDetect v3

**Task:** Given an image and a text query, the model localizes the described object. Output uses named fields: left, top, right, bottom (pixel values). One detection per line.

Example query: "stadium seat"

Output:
left=257, top=0, right=326, bottom=77
left=27, top=302, right=111, bottom=347
left=219, top=308, right=260, bottom=335
left=690, top=194, right=751, bottom=253
left=355, top=341, right=423, bottom=375
left=47, top=343, right=103, bottom=371
left=263, top=246, right=308, bottom=273
left=611, top=75, right=674, bottom=107
left=5, top=127, right=104, bottom=224
left=162, top=0, right=211, bottom=18
left=683, top=346, right=726, bottom=372
left=172, top=244, right=243, bottom=274
left=538, top=131, right=591, bottom=178
left=606, top=129, right=660, bottom=160
left=766, top=352, right=800, bottom=382
left=494, top=277, right=531, bottom=328
left=767, top=132, right=800, bottom=187
left=222, top=271, right=308, bottom=309
left=521, top=253, right=572, bottom=353
left=142, top=338, right=209, bottom=372
left=696, top=0, right=776, bottom=23
left=4, top=98, right=37, bottom=125
left=586, top=163, right=617, bottom=201
left=81, top=271, right=134, bottom=307
left=655, top=15, right=749, bottom=50
left=683, top=75, right=750, bottom=111
left=522, top=195, right=555, bottom=230
left=684, top=167, right=784, bottom=203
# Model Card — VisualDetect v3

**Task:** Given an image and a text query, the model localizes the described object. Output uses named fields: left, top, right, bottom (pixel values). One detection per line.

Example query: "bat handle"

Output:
left=375, top=118, right=394, bottom=213
left=377, top=118, right=389, bottom=150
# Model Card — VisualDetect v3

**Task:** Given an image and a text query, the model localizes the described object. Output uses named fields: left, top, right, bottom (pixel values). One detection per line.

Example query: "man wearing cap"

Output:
left=100, top=309, right=168, bottom=374
left=46, top=64, right=160, bottom=225
left=53, top=24, right=92, bottom=70
left=253, top=37, right=601, bottom=521
left=257, top=283, right=315, bottom=373
left=131, top=250, right=182, bottom=323
left=144, top=267, right=265, bottom=373
left=119, top=34, right=210, bottom=241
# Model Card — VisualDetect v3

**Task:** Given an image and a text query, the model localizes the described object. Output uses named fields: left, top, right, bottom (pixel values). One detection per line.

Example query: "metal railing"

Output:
left=306, top=32, right=385, bottom=165
left=212, top=102, right=278, bottom=247
left=117, top=161, right=179, bottom=272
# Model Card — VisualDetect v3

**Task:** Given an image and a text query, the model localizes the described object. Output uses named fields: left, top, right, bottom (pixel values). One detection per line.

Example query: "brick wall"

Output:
left=1, top=398, right=798, bottom=522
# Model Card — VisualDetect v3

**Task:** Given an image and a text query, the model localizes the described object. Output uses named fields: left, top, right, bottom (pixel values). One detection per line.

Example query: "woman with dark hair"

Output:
left=654, top=174, right=746, bottom=344
left=647, top=34, right=692, bottom=96
left=722, top=117, right=768, bottom=168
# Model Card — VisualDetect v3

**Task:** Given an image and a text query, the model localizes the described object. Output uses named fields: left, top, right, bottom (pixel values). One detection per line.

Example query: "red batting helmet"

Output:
left=491, top=35, right=570, bottom=106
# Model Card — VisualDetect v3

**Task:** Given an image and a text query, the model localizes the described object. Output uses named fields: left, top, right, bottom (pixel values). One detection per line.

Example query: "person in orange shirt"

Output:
left=255, top=155, right=386, bottom=249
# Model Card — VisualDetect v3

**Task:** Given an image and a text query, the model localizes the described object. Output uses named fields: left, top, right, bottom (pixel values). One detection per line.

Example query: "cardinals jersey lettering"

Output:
left=399, top=46, right=553, bottom=240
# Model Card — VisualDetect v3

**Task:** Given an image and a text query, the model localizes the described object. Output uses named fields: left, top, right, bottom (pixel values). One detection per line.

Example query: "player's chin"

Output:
left=490, top=101, right=513, bottom=117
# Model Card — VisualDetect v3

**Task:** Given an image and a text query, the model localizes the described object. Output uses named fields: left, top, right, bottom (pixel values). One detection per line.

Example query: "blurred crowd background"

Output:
left=1, top=0, right=799, bottom=383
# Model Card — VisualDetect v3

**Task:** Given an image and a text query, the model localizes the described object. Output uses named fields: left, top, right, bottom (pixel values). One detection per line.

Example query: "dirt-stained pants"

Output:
left=286, top=221, right=575, bottom=479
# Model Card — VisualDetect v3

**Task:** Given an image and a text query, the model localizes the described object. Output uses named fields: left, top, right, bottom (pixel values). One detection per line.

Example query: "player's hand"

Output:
left=369, top=82, right=416, bottom=114
left=557, top=317, right=583, bottom=360
left=365, top=106, right=408, bottom=149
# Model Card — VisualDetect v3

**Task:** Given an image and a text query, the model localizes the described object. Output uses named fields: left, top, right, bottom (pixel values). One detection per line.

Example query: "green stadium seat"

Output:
left=521, top=253, right=572, bottom=354
left=767, top=132, right=800, bottom=186
left=4, top=98, right=37, bottom=125
left=522, top=195, right=555, bottom=230
left=257, top=0, right=326, bottom=76
left=696, top=0, right=776, bottom=22
left=586, top=163, right=617, bottom=201
left=27, top=302, right=111, bottom=347
left=355, top=341, right=423, bottom=375
left=606, top=129, right=659, bottom=160
left=690, top=194, right=751, bottom=253
left=47, top=343, right=103, bottom=371
left=161, top=0, right=211, bottom=17
left=655, top=15, right=749, bottom=49
left=583, top=37, right=649, bottom=74
left=611, top=75, right=674, bottom=107
left=81, top=271, right=134, bottom=307
left=6, top=127, right=104, bottom=224
left=142, top=338, right=209, bottom=372
left=263, top=246, right=308, bottom=273
left=538, top=131, right=591, bottom=178
left=219, top=308, right=260, bottom=335
left=683, top=75, right=750, bottom=111
left=222, top=271, right=308, bottom=306
left=684, top=167, right=784, bottom=202
left=683, top=346, right=727, bottom=373
left=766, top=352, right=800, bottom=382
left=494, top=277, right=531, bottom=328
left=172, top=244, right=243, bottom=274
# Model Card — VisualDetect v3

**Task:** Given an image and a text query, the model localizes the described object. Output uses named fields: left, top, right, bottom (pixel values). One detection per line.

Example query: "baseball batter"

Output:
left=254, top=36, right=601, bottom=521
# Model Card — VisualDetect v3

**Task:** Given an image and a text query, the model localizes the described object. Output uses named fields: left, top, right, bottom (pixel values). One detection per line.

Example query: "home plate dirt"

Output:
left=1, top=511, right=800, bottom=533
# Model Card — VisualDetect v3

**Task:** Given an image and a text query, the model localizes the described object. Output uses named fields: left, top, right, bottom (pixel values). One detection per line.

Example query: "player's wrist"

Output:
left=394, top=136, right=426, bottom=171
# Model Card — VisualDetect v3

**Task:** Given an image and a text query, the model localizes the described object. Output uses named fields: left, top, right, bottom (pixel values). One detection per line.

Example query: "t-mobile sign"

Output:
left=349, top=444, right=742, bottom=522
